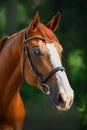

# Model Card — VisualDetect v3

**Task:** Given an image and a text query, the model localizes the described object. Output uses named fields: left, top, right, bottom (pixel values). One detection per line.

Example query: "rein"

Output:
left=22, top=32, right=65, bottom=95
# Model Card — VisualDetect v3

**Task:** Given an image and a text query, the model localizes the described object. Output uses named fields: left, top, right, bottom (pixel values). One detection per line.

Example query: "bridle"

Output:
left=22, top=32, right=65, bottom=95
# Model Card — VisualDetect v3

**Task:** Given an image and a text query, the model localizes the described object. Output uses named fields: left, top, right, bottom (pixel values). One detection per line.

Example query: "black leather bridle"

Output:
left=22, top=32, right=65, bottom=94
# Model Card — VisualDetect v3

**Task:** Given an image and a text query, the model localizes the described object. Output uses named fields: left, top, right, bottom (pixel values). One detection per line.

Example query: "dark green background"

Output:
left=0, top=0, right=87, bottom=129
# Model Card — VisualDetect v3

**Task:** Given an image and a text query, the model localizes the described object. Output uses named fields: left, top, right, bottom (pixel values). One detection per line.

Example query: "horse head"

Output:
left=22, top=12, right=74, bottom=111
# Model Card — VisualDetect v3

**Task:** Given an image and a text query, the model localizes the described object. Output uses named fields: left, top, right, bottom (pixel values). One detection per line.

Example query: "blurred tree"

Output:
left=5, top=0, right=19, bottom=34
left=0, top=8, right=6, bottom=36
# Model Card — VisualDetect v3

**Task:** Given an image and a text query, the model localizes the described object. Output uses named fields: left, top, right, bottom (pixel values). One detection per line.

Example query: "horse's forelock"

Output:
left=38, top=23, right=58, bottom=41
left=34, top=23, right=58, bottom=42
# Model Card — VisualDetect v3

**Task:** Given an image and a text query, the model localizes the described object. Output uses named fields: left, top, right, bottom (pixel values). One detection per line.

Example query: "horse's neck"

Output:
left=0, top=33, right=23, bottom=113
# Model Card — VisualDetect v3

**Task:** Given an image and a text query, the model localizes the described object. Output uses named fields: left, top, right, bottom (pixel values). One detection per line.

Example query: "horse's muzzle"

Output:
left=44, top=80, right=74, bottom=111
left=54, top=92, right=74, bottom=111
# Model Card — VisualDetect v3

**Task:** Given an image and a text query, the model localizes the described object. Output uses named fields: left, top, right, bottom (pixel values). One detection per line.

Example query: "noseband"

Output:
left=22, top=32, right=65, bottom=94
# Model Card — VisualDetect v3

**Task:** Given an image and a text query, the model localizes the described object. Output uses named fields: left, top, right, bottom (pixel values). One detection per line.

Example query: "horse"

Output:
left=0, top=12, right=74, bottom=130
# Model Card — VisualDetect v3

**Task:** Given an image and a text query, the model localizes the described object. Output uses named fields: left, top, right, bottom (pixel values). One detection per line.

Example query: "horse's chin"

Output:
left=55, top=105, right=71, bottom=111
left=54, top=99, right=73, bottom=111
left=51, top=99, right=73, bottom=111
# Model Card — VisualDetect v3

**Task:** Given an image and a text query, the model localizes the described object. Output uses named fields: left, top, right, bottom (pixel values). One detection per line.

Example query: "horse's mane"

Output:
left=0, top=37, right=9, bottom=52
left=9, top=29, right=25, bottom=39
left=0, top=29, right=25, bottom=52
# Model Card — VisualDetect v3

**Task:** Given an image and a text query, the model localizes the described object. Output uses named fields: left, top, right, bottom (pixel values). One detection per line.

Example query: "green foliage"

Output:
left=78, top=95, right=87, bottom=130
left=16, top=4, right=28, bottom=31
left=0, top=8, right=6, bottom=36
left=68, top=49, right=87, bottom=104
left=0, top=8, right=5, bottom=30
left=17, top=4, right=27, bottom=24
left=68, top=49, right=86, bottom=83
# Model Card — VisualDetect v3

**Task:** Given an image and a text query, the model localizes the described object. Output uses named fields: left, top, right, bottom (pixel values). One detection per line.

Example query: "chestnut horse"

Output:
left=0, top=12, right=74, bottom=130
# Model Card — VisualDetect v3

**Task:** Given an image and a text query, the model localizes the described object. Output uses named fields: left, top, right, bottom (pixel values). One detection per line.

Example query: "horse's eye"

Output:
left=32, top=47, right=41, bottom=56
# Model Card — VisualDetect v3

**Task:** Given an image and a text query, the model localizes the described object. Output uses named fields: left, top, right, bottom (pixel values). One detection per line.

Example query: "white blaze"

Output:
left=46, top=43, right=73, bottom=98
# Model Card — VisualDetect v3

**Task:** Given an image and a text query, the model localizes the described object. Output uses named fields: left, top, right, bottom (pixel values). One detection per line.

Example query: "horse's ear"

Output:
left=47, top=12, right=61, bottom=32
left=28, top=12, right=40, bottom=32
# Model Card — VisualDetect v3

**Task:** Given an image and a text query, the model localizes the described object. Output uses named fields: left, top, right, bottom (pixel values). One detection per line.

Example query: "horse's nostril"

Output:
left=57, top=93, right=66, bottom=107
